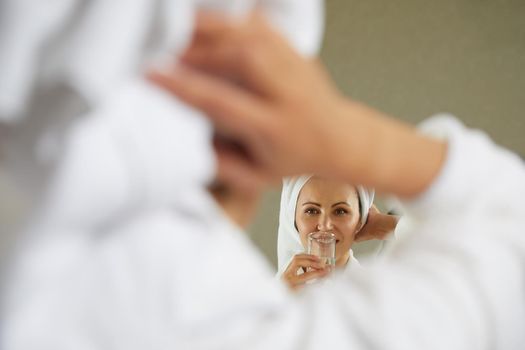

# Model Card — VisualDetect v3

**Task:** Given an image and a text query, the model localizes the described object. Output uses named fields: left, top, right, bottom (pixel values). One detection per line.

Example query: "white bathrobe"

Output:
left=2, top=1, right=525, bottom=350
left=0, top=0, right=323, bottom=232
left=0, top=0, right=324, bottom=348
left=4, top=112, right=525, bottom=349
left=0, top=0, right=323, bottom=270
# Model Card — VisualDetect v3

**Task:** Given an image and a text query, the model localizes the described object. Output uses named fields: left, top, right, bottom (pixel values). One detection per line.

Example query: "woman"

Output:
left=277, top=175, right=375, bottom=289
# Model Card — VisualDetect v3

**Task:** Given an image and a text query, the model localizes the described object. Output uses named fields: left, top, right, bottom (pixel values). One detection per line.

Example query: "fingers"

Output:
left=354, top=212, right=399, bottom=241
left=192, top=11, right=243, bottom=42
left=281, top=254, right=332, bottom=290
left=183, top=11, right=302, bottom=99
left=180, top=40, right=275, bottom=97
left=354, top=231, right=372, bottom=243
left=182, top=13, right=248, bottom=79
left=179, top=43, right=238, bottom=79
left=293, top=269, right=330, bottom=286
left=147, top=66, right=272, bottom=137
left=354, top=205, right=379, bottom=242
left=368, top=204, right=380, bottom=216
left=354, top=221, right=377, bottom=242
left=148, top=11, right=342, bottom=185
left=287, top=254, right=325, bottom=271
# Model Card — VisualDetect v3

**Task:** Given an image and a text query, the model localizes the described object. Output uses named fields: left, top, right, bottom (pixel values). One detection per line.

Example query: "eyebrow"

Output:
left=301, top=201, right=351, bottom=207
left=302, top=201, right=321, bottom=206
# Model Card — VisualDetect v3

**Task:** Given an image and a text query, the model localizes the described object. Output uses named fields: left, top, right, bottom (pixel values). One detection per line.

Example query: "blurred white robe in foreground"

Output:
left=2, top=1, right=525, bottom=350
left=0, top=0, right=323, bottom=347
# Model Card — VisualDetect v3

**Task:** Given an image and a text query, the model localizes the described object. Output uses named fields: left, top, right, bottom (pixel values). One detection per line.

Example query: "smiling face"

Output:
left=295, top=177, right=361, bottom=266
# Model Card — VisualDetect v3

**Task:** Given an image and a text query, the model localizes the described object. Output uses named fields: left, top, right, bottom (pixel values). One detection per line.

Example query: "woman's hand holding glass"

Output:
left=281, top=254, right=330, bottom=291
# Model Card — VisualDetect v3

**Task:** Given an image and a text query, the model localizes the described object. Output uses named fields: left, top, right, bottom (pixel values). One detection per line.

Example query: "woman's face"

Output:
left=295, top=177, right=361, bottom=262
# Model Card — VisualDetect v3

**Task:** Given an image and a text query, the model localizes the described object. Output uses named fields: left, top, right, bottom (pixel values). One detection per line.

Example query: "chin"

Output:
left=335, top=243, right=351, bottom=257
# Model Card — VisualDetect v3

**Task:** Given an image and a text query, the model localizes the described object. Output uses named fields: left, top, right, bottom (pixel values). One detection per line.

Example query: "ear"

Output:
left=354, top=224, right=364, bottom=237
left=354, top=212, right=366, bottom=234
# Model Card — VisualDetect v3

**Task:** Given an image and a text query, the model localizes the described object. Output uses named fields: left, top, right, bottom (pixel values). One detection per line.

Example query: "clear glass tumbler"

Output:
left=307, top=231, right=336, bottom=267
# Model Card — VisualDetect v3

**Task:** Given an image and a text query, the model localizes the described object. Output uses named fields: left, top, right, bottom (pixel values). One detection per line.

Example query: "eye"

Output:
left=334, top=207, right=348, bottom=216
left=304, top=207, right=320, bottom=215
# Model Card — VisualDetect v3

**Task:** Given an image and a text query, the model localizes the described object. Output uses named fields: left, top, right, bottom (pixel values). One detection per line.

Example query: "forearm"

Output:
left=331, top=99, right=447, bottom=198
left=377, top=214, right=400, bottom=239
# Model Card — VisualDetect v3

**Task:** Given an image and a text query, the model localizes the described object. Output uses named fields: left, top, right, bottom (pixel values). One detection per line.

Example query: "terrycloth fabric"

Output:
left=0, top=0, right=323, bottom=122
left=0, top=0, right=323, bottom=253
left=0, top=1, right=324, bottom=348
left=0, top=0, right=324, bottom=223
left=276, top=175, right=374, bottom=275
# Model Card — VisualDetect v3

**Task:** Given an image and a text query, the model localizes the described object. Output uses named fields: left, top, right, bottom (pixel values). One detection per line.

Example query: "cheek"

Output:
left=295, top=215, right=318, bottom=248
left=337, top=217, right=360, bottom=241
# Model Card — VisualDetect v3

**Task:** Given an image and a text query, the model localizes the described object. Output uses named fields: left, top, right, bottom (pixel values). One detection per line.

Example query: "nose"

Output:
left=316, top=213, right=334, bottom=232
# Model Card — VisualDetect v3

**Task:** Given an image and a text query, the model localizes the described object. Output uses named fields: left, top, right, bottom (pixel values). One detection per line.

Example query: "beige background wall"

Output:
left=248, top=0, right=525, bottom=269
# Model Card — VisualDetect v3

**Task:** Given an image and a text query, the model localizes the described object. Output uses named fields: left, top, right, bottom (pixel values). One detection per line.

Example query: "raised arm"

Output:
left=149, top=12, right=446, bottom=198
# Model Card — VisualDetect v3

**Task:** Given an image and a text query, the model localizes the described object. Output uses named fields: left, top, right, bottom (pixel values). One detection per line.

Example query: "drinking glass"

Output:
left=307, top=231, right=336, bottom=267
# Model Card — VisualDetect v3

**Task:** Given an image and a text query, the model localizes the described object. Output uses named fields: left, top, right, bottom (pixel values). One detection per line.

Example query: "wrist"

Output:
left=328, top=99, right=447, bottom=197
left=327, top=99, right=389, bottom=186
left=378, top=214, right=400, bottom=239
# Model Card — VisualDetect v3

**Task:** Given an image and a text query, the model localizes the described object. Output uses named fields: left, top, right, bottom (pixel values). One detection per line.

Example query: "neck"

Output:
left=336, top=251, right=351, bottom=268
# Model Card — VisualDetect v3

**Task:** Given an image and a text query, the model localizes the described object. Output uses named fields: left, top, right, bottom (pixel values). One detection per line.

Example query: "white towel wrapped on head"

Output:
left=277, top=174, right=374, bottom=276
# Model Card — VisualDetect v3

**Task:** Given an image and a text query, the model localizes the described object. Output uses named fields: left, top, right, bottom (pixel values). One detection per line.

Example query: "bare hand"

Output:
left=281, top=254, right=330, bottom=291
left=148, top=12, right=446, bottom=198
left=354, top=205, right=400, bottom=242
left=149, top=12, right=347, bottom=189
